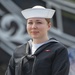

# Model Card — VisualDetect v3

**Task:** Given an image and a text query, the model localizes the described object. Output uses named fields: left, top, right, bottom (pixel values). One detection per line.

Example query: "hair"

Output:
left=45, top=18, right=51, bottom=24
left=27, top=18, right=51, bottom=24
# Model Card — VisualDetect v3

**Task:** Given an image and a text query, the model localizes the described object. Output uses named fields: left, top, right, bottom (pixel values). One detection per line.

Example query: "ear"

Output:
left=48, top=22, right=51, bottom=30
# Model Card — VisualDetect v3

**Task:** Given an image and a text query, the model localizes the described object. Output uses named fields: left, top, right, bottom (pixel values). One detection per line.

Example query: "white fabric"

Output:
left=31, top=42, right=44, bottom=54
left=21, top=5, right=55, bottom=19
left=28, top=40, right=49, bottom=55
left=28, top=38, right=59, bottom=55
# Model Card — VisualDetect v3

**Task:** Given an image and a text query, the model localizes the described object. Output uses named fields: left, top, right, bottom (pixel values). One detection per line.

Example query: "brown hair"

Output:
left=45, top=18, right=50, bottom=24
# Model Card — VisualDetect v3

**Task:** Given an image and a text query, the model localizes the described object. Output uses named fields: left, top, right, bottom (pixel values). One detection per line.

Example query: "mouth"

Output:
left=31, top=31, right=39, bottom=34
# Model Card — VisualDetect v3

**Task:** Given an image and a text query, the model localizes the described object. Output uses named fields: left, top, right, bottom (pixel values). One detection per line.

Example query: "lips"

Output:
left=31, top=31, right=39, bottom=33
left=31, top=31, right=39, bottom=34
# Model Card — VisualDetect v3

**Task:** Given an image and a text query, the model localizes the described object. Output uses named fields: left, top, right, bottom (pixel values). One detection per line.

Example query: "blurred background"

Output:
left=0, top=0, right=75, bottom=75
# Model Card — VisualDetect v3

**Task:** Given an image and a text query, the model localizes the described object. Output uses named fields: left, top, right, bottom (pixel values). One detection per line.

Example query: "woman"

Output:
left=5, top=5, right=70, bottom=75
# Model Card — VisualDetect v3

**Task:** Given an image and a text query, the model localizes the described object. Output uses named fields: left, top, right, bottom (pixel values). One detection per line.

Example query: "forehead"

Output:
left=27, top=18, right=46, bottom=21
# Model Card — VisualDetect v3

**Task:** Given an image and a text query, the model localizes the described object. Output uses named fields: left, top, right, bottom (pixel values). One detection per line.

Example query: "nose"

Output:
left=32, top=23, right=37, bottom=29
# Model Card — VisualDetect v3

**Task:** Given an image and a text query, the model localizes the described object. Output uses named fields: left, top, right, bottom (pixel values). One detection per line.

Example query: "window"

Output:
left=65, top=0, right=75, bottom=3
left=62, top=10, right=75, bottom=36
left=51, top=7, right=57, bottom=28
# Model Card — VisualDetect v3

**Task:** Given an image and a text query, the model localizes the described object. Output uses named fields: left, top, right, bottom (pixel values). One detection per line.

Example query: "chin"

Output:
left=32, top=36, right=39, bottom=39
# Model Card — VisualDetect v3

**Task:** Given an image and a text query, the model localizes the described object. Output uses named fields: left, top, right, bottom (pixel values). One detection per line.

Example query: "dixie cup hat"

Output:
left=21, top=5, right=55, bottom=19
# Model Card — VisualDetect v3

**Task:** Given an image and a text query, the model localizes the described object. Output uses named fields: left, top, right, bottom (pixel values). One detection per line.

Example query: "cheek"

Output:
left=27, top=25, right=31, bottom=32
left=39, top=27, right=47, bottom=34
left=40, top=25, right=48, bottom=30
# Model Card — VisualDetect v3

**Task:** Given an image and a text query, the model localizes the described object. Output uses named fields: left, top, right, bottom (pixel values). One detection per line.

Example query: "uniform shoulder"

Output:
left=49, top=37, right=67, bottom=50
left=13, top=43, right=27, bottom=58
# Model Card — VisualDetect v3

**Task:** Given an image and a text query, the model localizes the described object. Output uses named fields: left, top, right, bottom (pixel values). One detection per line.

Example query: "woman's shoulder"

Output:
left=49, top=37, right=67, bottom=50
left=13, top=43, right=28, bottom=58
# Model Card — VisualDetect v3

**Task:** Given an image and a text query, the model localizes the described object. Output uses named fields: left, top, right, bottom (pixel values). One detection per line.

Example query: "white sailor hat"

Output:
left=21, top=5, right=55, bottom=19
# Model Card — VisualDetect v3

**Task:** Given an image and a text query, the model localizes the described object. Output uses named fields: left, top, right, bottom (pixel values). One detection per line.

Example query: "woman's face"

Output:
left=27, top=18, right=51, bottom=39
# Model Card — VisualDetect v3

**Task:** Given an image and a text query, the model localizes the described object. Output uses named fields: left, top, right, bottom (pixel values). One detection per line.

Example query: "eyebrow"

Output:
left=28, top=20, right=42, bottom=22
left=36, top=20, right=42, bottom=21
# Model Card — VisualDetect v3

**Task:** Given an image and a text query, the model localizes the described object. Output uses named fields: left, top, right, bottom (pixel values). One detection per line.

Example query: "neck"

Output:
left=32, top=37, right=49, bottom=44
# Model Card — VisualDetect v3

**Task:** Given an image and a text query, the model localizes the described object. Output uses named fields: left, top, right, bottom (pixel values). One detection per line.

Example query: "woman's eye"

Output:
left=28, top=22, right=33, bottom=24
left=37, top=22, right=42, bottom=24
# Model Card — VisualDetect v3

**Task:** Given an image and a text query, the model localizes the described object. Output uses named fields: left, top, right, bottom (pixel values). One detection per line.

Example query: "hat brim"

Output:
left=21, top=8, right=55, bottom=19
